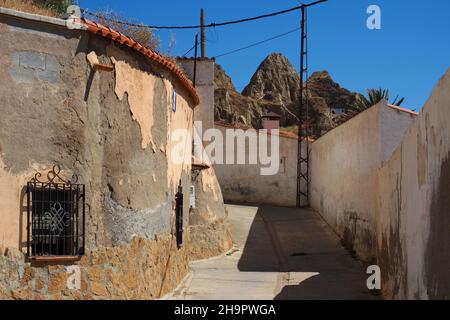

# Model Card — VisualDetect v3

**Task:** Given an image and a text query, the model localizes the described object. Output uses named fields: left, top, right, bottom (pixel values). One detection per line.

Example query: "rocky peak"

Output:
left=242, top=53, right=300, bottom=105
left=214, top=64, right=236, bottom=92
left=307, top=71, right=356, bottom=110
left=213, top=53, right=360, bottom=138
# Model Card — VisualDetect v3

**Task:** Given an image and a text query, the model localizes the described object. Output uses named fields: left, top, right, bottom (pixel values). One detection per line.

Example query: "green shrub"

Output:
left=33, top=0, right=75, bottom=16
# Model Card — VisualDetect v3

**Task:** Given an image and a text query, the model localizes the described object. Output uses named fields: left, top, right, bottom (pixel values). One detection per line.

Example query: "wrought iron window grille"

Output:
left=26, top=165, right=85, bottom=259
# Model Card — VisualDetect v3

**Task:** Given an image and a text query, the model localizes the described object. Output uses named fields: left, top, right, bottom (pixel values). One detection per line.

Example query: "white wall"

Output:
left=177, top=59, right=215, bottom=134
left=310, top=69, right=450, bottom=299
left=310, top=102, right=384, bottom=261
left=375, top=69, right=450, bottom=299
left=214, top=125, right=307, bottom=207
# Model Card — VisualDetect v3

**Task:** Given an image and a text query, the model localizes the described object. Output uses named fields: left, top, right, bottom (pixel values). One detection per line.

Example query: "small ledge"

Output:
left=87, top=51, right=114, bottom=72
left=192, top=163, right=210, bottom=171
left=29, top=256, right=82, bottom=263
left=192, top=156, right=211, bottom=171
left=93, top=63, right=114, bottom=72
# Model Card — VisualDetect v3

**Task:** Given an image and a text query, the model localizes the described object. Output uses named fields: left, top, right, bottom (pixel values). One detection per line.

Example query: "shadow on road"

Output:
left=235, top=205, right=379, bottom=300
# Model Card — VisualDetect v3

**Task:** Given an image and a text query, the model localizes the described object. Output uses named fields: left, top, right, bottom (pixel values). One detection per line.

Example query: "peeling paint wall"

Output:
left=0, top=11, right=191, bottom=251
left=191, top=165, right=227, bottom=225
left=0, top=12, right=231, bottom=300
left=111, top=54, right=158, bottom=151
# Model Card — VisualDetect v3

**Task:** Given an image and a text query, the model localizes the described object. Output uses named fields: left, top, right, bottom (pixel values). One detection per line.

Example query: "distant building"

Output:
left=330, top=107, right=346, bottom=116
left=261, top=112, right=281, bottom=132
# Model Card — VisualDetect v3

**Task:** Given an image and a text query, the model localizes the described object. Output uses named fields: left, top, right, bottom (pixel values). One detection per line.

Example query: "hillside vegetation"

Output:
left=0, top=0, right=73, bottom=17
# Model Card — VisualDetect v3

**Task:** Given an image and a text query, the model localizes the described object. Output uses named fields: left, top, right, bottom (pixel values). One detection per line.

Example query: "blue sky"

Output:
left=79, top=0, right=450, bottom=110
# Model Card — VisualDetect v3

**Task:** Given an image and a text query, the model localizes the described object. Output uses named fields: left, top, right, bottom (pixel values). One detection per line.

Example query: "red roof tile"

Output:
left=81, top=19, right=200, bottom=107
left=387, top=104, right=418, bottom=116
left=214, top=121, right=314, bottom=142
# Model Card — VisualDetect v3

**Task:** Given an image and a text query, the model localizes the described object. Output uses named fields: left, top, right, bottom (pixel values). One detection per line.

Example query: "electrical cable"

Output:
left=182, top=44, right=196, bottom=57
left=80, top=1, right=327, bottom=30
left=214, top=27, right=300, bottom=59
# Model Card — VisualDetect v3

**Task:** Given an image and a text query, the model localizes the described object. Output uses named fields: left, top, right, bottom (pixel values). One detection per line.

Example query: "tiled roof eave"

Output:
left=81, top=18, right=200, bottom=107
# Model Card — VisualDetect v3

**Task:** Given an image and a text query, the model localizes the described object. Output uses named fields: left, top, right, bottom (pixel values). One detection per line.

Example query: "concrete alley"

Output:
left=167, top=204, right=378, bottom=300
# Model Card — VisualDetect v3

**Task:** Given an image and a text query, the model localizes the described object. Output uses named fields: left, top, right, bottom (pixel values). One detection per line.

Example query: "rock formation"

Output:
left=214, top=53, right=359, bottom=137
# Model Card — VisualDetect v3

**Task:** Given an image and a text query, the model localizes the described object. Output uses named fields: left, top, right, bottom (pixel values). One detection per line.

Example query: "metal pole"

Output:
left=193, top=34, right=198, bottom=88
left=26, top=183, right=30, bottom=257
left=296, top=6, right=306, bottom=208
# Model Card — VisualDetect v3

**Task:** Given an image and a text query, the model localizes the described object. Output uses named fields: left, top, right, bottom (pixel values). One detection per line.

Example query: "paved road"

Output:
left=168, top=204, right=378, bottom=300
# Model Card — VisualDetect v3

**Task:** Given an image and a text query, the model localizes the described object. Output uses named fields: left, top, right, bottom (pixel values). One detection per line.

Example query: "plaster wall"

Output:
left=177, top=59, right=215, bottom=134
left=214, top=125, right=307, bottom=207
left=310, top=103, right=383, bottom=261
left=310, top=70, right=450, bottom=299
left=376, top=69, right=450, bottom=299
left=0, top=13, right=196, bottom=248
left=0, top=11, right=232, bottom=299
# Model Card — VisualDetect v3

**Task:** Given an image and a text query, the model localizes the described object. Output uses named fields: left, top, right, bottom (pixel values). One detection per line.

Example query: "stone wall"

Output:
left=0, top=225, right=232, bottom=300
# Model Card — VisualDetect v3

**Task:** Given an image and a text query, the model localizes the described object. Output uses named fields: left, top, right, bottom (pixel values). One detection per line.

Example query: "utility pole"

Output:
left=200, top=8, right=206, bottom=58
left=296, top=0, right=327, bottom=208
left=296, top=6, right=308, bottom=208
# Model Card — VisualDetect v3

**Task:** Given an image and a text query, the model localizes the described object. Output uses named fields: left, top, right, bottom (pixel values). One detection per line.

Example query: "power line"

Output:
left=214, top=27, right=300, bottom=59
left=182, top=44, right=196, bottom=57
left=80, top=1, right=327, bottom=30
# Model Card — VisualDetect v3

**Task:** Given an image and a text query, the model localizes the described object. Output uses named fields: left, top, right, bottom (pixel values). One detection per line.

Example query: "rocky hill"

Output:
left=214, top=53, right=358, bottom=137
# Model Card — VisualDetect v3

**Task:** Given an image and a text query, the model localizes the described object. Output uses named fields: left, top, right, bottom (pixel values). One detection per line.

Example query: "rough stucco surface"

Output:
left=376, top=69, right=450, bottom=299
left=178, top=59, right=215, bottom=134
left=310, top=101, right=416, bottom=263
left=310, top=69, right=450, bottom=299
left=0, top=14, right=232, bottom=300
left=112, top=54, right=157, bottom=151
left=310, top=103, right=383, bottom=262
left=190, top=165, right=227, bottom=225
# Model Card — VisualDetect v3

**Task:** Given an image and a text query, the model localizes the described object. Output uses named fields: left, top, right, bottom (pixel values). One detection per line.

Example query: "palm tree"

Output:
left=349, top=88, right=404, bottom=113
left=333, top=88, right=405, bottom=125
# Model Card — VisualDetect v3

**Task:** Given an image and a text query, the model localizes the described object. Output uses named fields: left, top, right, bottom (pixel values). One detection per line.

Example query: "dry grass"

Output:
left=93, top=10, right=160, bottom=50
left=0, top=0, right=58, bottom=17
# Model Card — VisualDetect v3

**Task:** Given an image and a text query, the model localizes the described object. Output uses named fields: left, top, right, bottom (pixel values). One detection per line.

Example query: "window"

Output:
left=172, top=91, right=177, bottom=112
left=189, top=185, right=196, bottom=209
left=26, top=166, right=85, bottom=259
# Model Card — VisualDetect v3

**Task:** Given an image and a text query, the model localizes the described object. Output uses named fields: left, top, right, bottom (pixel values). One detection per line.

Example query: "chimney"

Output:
left=262, top=112, right=281, bottom=133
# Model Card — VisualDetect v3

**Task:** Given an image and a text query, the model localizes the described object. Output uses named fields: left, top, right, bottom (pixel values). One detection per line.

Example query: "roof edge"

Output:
left=81, top=18, right=200, bottom=107
left=387, top=104, right=419, bottom=116
left=214, top=121, right=314, bottom=141
left=0, top=6, right=86, bottom=29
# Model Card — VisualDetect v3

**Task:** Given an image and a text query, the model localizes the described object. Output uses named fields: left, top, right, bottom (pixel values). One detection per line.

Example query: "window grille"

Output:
left=26, top=166, right=85, bottom=259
